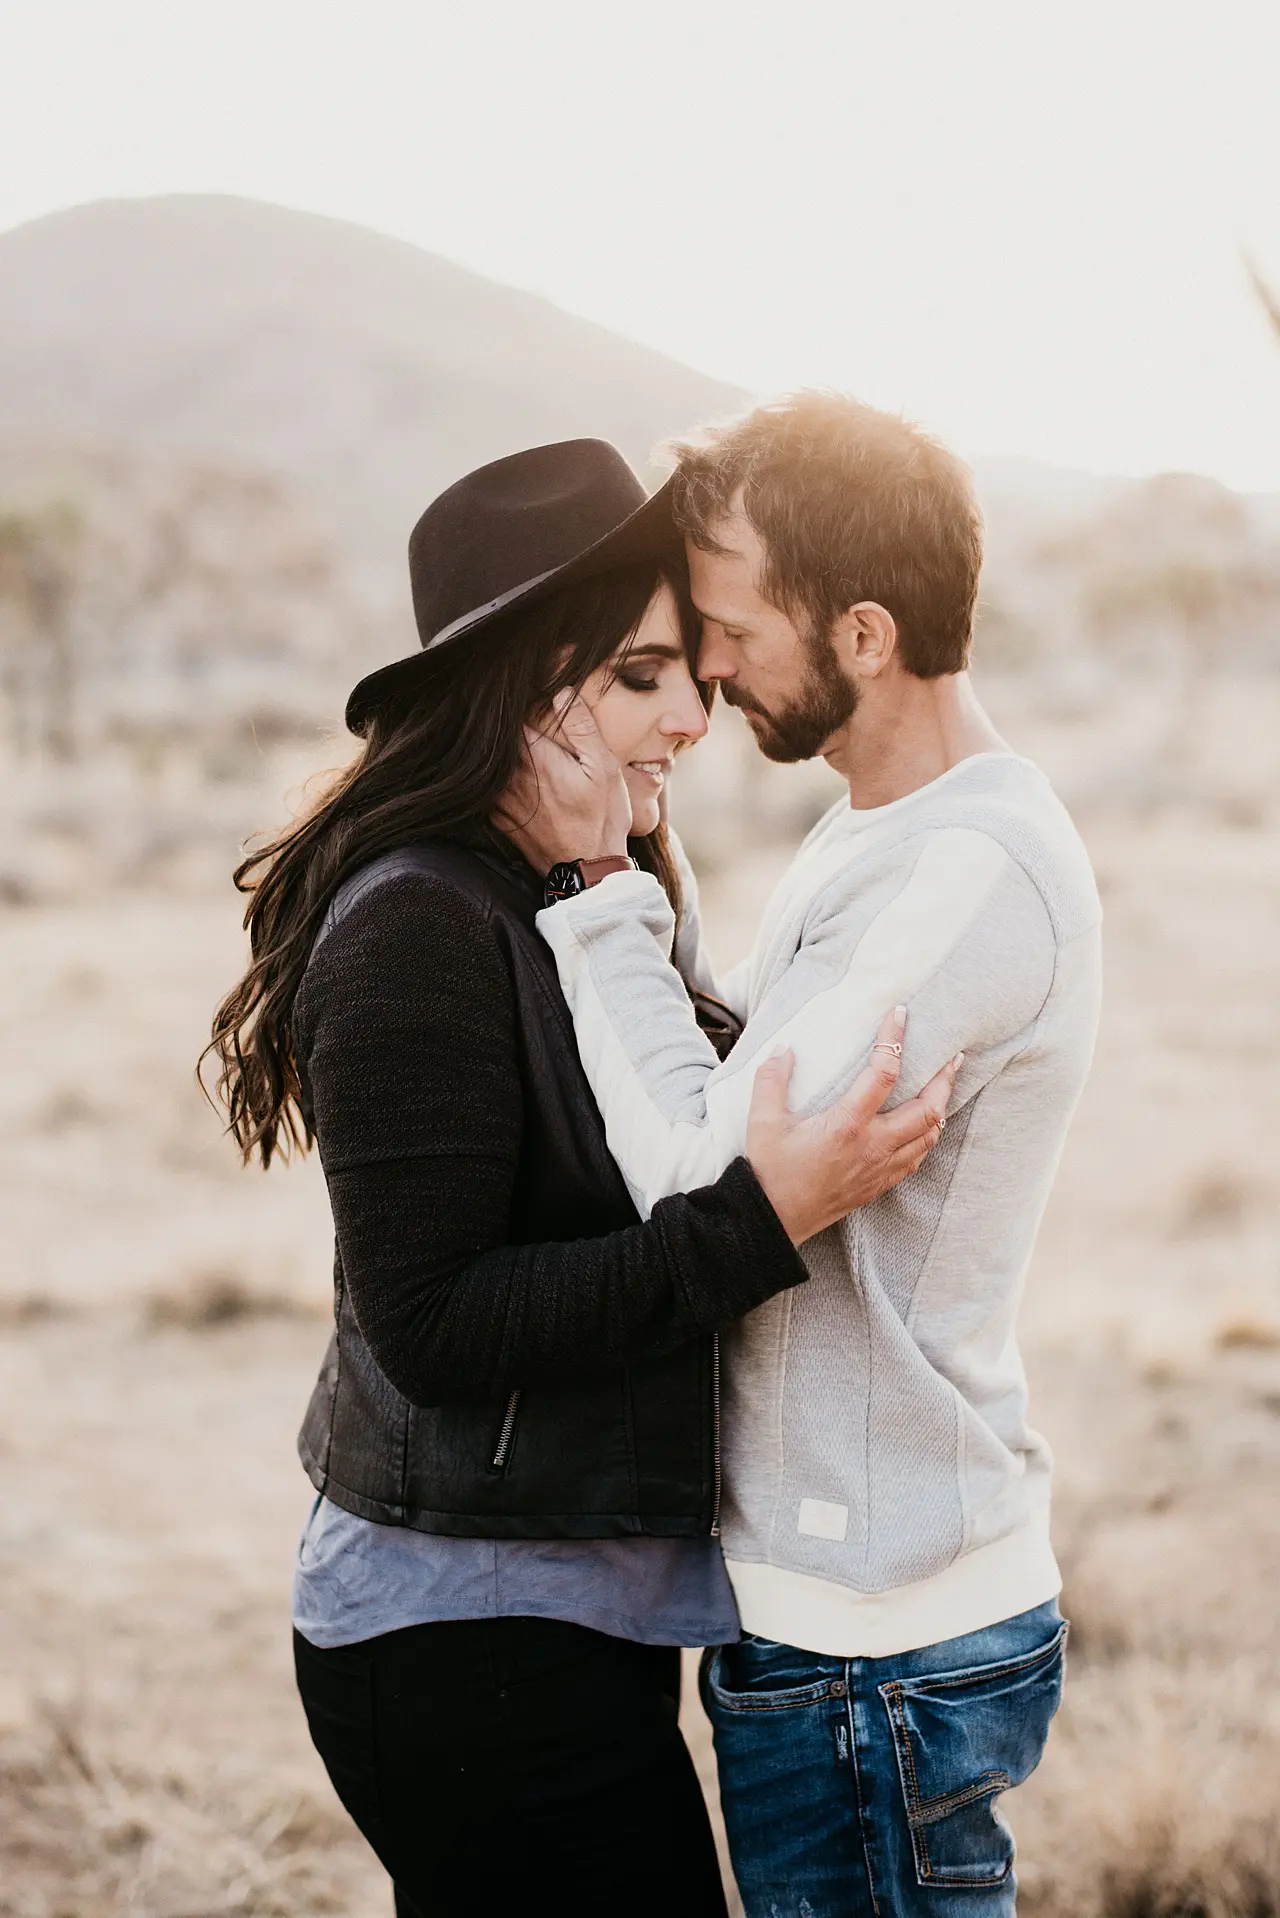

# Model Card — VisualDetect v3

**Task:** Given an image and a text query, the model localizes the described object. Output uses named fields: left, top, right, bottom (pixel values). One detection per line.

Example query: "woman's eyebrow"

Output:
left=621, top=643, right=686, bottom=663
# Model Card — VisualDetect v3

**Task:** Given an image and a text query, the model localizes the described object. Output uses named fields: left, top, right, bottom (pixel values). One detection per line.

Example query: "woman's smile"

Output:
left=629, top=757, right=673, bottom=788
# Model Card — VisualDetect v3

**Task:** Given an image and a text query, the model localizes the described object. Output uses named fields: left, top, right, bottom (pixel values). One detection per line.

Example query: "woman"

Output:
left=206, top=440, right=943, bottom=1918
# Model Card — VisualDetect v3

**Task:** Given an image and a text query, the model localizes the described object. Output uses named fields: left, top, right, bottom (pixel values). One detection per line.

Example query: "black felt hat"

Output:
left=345, top=439, right=677, bottom=736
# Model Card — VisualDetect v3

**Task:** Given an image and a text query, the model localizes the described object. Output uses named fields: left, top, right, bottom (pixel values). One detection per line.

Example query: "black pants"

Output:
left=294, top=1616, right=729, bottom=1918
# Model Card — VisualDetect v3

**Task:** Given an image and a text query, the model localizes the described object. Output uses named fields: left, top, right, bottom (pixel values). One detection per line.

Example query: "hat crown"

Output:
left=409, top=439, right=648, bottom=650
left=345, top=436, right=673, bottom=736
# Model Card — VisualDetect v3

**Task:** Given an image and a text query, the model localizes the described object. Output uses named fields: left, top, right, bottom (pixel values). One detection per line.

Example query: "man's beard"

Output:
left=722, top=626, right=859, bottom=763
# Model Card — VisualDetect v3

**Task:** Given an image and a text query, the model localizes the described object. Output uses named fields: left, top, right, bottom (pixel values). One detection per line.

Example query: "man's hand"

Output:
left=746, top=1005, right=961, bottom=1245
left=493, top=689, right=633, bottom=876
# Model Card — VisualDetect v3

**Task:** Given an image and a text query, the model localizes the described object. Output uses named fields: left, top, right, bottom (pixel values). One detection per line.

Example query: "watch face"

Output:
left=544, top=861, right=587, bottom=904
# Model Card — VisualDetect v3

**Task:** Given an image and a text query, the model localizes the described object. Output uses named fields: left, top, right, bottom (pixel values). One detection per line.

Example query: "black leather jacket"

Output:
left=295, top=836, right=803, bottom=1538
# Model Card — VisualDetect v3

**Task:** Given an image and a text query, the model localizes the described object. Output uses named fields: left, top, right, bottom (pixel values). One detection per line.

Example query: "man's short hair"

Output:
left=669, top=393, right=983, bottom=677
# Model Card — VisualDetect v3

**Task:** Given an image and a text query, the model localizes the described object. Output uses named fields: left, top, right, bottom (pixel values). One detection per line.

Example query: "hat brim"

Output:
left=345, top=474, right=679, bottom=737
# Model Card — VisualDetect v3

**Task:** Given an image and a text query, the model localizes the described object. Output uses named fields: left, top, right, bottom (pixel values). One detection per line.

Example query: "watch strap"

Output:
left=577, top=855, right=636, bottom=888
left=543, top=854, right=636, bottom=908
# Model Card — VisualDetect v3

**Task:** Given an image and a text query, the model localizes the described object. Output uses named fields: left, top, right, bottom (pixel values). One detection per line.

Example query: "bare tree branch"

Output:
left=1243, top=249, right=1280, bottom=342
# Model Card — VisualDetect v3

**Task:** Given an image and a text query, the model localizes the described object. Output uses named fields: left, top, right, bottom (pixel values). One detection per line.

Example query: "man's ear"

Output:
left=830, top=601, right=899, bottom=680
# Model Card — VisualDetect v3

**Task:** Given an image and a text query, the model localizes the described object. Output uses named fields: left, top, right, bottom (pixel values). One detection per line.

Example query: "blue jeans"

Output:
left=701, top=1600, right=1066, bottom=1918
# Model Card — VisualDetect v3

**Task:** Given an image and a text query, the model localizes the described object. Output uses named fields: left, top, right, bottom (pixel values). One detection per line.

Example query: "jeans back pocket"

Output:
left=878, top=1621, right=1067, bottom=1889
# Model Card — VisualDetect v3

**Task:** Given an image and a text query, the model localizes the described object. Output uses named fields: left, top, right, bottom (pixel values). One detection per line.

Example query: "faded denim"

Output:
left=701, top=1601, right=1066, bottom=1918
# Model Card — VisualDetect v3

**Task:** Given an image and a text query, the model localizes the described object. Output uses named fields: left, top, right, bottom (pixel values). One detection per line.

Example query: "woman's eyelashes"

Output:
left=617, top=671, right=659, bottom=693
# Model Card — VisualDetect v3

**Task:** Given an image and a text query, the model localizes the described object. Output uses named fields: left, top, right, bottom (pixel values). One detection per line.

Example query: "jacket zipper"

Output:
left=710, top=1333, right=723, bottom=1537
left=490, top=1389, right=522, bottom=1472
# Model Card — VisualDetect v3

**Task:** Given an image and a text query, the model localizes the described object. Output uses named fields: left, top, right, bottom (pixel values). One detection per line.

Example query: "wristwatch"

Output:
left=543, top=855, right=636, bottom=906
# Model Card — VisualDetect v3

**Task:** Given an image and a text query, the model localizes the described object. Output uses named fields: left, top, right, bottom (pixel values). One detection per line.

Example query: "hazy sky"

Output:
left=3, top=2, right=1279, bottom=489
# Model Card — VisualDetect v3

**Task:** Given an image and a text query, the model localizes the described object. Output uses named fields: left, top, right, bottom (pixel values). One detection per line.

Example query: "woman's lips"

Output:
left=630, top=760, right=671, bottom=788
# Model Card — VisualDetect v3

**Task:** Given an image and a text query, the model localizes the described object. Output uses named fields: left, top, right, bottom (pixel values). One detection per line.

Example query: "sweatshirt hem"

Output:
left=724, top=1512, right=1061, bottom=1658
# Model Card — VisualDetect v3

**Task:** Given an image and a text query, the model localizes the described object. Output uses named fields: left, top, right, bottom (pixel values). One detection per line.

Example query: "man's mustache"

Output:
left=720, top=682, right=772, bottom=721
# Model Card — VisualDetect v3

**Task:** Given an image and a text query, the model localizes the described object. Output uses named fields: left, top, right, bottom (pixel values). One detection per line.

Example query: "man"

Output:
left=508, top=394, right=1101, bottom=1916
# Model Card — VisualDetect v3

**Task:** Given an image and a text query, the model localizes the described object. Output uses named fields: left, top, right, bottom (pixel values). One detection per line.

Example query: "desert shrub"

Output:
left=0, top=1702, right=373, bottom=1917
left=1015, top=1657, right=1280, bottom=1918
left=143, top=1268, right=318, bottom=1331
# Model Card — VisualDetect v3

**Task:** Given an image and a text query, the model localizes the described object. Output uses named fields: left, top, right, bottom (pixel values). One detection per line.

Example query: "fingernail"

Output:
left=953, top=1052, right=965, bottom=1069
left=767, top=1045, right=790, bottom=1061
left=894, top=1004, right=907, bottom=1029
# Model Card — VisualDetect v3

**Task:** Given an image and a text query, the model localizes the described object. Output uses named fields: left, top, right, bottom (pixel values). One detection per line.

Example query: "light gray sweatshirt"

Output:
left=537, top=752, right=1101, bottom=1658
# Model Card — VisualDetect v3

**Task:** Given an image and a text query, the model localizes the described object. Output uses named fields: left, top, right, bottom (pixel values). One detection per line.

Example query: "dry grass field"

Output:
left=1, top=673, right=1278, bottom=1916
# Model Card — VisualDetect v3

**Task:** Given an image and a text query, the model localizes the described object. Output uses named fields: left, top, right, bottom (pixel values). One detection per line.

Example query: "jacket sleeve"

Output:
left=293, top=874, right=805, bottom=1406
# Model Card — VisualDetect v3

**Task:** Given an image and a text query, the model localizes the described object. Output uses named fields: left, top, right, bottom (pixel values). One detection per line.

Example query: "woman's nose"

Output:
left=662, top=685, right=710, bottom=745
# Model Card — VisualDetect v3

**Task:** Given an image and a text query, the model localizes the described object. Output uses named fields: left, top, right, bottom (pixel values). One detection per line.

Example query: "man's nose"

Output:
left=697, top=632, right=735, bottom=682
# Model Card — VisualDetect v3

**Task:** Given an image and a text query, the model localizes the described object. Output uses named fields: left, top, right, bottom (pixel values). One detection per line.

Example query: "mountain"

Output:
left=0, top=195, right=746, bottom=595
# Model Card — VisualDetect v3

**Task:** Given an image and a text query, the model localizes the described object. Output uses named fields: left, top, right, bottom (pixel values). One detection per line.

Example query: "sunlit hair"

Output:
left=203, top=557, right=706, bottom=1168
left=668, top=391, right=983, bottom=675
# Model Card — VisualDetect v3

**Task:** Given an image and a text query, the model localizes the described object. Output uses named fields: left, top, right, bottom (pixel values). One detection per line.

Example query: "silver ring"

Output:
left=872, top=1041, right=903, bottom=1058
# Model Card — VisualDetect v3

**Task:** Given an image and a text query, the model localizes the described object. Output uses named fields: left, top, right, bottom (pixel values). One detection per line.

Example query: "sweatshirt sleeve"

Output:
left=293, top=875, right=806, bottom=1406
left=668, top=827, right=745, bottom=1013
left=535, top=829, right=1060, bottom=1217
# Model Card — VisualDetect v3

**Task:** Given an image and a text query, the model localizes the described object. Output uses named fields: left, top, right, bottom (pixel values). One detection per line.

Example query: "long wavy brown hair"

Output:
left=203, top=557, right=705, bottom=1169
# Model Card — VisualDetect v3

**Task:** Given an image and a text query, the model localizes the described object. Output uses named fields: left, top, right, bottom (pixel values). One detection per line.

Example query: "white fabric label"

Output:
left=797, top=1498, right=849, bottom=1542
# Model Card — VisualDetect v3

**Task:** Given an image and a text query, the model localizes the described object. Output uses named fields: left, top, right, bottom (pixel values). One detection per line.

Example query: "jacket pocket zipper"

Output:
left=711, top=1333, right=723, bottom=1537
left=490, top=1389, right=522, bottom=1472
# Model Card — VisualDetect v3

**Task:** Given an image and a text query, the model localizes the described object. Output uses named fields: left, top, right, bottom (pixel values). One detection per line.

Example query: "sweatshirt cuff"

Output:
left=536, top=867, right=674, bottom=951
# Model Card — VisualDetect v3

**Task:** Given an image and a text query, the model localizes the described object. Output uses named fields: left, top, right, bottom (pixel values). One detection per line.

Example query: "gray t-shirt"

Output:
left=292, top=1495, right=741, bottom=1649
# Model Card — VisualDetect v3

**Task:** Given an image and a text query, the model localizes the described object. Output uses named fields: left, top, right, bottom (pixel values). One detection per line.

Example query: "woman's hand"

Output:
left=493, top=689, right=633, bottom=876
left=746, top=1006, right=961, bottom=1245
